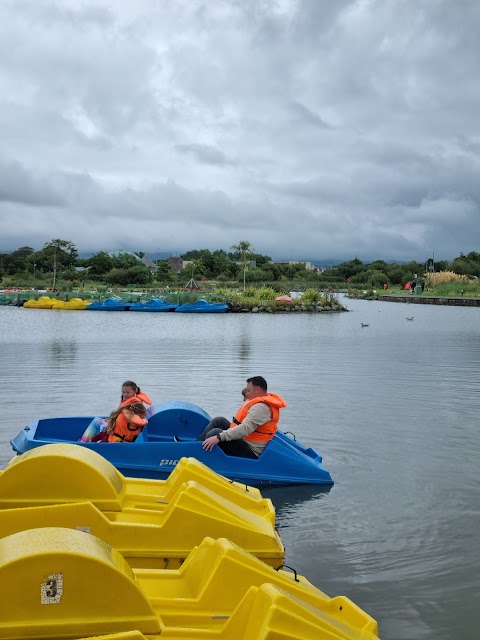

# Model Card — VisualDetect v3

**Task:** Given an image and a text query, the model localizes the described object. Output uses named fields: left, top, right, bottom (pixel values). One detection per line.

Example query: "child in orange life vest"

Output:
left=105, top=402, right=148, bottom=443
left=79, top=381, right=152, bottom=442
left=119, top=380, right=152, bottom=407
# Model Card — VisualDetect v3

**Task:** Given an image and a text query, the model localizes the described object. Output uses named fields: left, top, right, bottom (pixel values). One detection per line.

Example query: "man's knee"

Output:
left=205, top=427, right=224, bottom=439
left=208, top=416, right=230, bottom=430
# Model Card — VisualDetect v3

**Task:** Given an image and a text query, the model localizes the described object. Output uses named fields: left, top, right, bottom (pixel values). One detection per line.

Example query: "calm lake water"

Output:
left=0, top=296, right=478, bottom=640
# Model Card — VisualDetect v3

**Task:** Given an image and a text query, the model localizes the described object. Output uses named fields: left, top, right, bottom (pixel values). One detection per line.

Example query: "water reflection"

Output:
left=47, top=340, right=78, bottom=365
left=263, top=484, right=333, bottom=528
left=237, top=330, right=251, bottom=362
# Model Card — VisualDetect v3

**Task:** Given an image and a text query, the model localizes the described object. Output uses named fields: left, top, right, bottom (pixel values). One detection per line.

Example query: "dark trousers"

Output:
left=197, top=416, right=257, bottom=459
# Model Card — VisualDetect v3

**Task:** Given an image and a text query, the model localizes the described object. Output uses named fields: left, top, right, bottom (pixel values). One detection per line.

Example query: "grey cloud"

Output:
left=0, top=157, right=65, bottom=207
left=176, top=144, right=235, bottom=166
left=289, top=102, right=331, bottom=129
left=1, top=1, right=480, bottom=262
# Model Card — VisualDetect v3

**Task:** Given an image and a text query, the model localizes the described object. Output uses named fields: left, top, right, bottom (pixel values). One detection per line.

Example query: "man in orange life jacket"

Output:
left=200, top=376, right=286, bottom=458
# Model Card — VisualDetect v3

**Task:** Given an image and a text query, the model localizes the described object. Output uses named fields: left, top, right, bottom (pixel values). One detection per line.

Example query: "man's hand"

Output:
left=203, top=435, right=220, bottom=451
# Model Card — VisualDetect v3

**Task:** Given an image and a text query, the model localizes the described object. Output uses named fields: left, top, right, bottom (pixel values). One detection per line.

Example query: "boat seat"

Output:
left=146, top=401, right=210, bottom=440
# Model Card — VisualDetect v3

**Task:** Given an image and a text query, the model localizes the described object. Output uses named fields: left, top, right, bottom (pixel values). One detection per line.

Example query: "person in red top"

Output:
left=200, top=376, right=287, bottom=458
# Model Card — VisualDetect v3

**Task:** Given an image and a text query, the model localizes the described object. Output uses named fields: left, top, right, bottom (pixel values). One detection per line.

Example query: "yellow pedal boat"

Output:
left=0, top=528, right=380, bottom=640
left=0, top=446, right=282, bottom=569
left=0, top=444, right=274, bottom=522
left=51, top=298, right=91, bottom=310
left=23, top=295, right=57, bottom=309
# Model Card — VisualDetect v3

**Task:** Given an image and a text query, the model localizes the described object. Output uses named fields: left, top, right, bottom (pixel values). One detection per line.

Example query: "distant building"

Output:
left=108, top=250, right=142, bottom=263
left=234, top=259, right=256, bottom=269
left=167, top=254, right=184, bottom=272
left=141, top=255, right=158, bottom=272
left=269, top=261, right=315, bottom=271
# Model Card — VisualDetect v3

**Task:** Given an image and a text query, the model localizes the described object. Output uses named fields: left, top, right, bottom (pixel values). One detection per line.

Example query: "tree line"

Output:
left=1, top=238, right=479, bottom=289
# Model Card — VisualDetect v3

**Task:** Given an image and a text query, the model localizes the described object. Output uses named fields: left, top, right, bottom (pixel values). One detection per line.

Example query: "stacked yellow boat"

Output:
left=51, top=297, right=91, bottom=310
left=23, top=295, right=58, bottom=309
left=24, top=296, right=91, bottom=310
left=0, top=445, right=283, bottom=569
left=0, top=445, right=381, bottom=639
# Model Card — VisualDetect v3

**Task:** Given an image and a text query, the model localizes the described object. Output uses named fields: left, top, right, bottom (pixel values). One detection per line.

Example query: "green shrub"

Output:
left=256, top=287, right=277, bottom=300
left=300, top=289, right=321, bottom=303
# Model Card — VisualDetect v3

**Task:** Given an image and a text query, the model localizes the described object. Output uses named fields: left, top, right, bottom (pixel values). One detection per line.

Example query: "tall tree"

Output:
left=231, top=240, right=253, bottom=291
left=40, top=239, right=78, bottom=289
left=87, top=252, right=114, bottom=277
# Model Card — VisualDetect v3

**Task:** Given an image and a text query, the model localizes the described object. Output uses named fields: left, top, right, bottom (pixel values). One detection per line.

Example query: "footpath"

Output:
left=378, top=294, right=480, bottom=307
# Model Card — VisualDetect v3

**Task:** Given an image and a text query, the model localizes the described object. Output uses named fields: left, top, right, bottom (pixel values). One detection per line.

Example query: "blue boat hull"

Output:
left=10, top=401, right=333, bottom=487
left=176, top=300, right=228, bottom=313
left=86, top=302, right=131, bottom=311
left=129, top=300, right=178, bottom=312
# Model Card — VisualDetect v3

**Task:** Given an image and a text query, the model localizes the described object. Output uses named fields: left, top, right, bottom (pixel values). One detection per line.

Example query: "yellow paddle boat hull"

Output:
left=0, top=446, right=283, bottom=568
left=23, top=295, right=57, bottom=309
left=51, top=297, right=91, bottom=310
left=0, top=444, right=273, bottom=522
left=0, top=528, right=380, bottom=640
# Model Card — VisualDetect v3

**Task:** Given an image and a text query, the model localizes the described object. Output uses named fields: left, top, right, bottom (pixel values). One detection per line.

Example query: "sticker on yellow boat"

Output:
left=159, top=459, right=179, bottom=466
left=41, top=573, right=63, bottom=605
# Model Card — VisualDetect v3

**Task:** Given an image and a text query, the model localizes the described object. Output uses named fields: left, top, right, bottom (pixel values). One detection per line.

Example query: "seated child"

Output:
left=90, top=403, right=148, bottom=443
left=105, top=402, right=148, bottom=443
left=79, top=380, right=151, bottom=442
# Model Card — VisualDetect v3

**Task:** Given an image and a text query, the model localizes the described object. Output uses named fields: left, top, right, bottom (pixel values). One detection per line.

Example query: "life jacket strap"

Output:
left=232, top=417, right=241, bottom=425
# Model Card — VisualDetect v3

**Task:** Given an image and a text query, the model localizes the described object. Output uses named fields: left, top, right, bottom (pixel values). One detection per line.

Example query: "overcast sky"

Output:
left=1, top=0, right=479, bottom=262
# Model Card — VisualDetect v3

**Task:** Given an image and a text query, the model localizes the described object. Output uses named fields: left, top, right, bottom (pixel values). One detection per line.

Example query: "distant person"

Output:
left=198, top=376, right=287, bottom=458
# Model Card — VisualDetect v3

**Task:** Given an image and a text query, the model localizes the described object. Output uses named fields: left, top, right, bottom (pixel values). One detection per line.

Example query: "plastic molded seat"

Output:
left=0, top=482, right=284, bottom=569
left=0, top=444, right=126, bottom=511
left=0, top=527, right=160, bottom=638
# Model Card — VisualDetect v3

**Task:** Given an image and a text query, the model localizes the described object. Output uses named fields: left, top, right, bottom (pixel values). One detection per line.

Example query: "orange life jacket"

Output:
left=230, top=393, right=287, bottom=442
left=107, top=409, right=148, bottom=443
left=119, top=391, right=152, bottom=408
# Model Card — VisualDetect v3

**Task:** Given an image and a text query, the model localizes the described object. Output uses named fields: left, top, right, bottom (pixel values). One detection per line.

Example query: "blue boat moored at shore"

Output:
left=10, top=401, right=333, bottom=487
left=86, top=298, right=131, bottom=311
left=129, top=299, right=178, bottom=312
left=176, top=299, right=228, bottom=313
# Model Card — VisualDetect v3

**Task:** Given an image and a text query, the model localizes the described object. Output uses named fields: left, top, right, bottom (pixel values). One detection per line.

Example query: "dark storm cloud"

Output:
left=1, top=0, right=480, bottom=261
left=0, top=157, right=65, bottom=207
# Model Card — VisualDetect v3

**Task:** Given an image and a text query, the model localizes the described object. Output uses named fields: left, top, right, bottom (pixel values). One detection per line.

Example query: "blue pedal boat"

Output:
left=86, top=298, right=132, bottom=311
left=10, top=401, right=333, bottom=487
left=129, top=299, right=178, bottom=312
left=176, top=299, right=228, bottom=313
